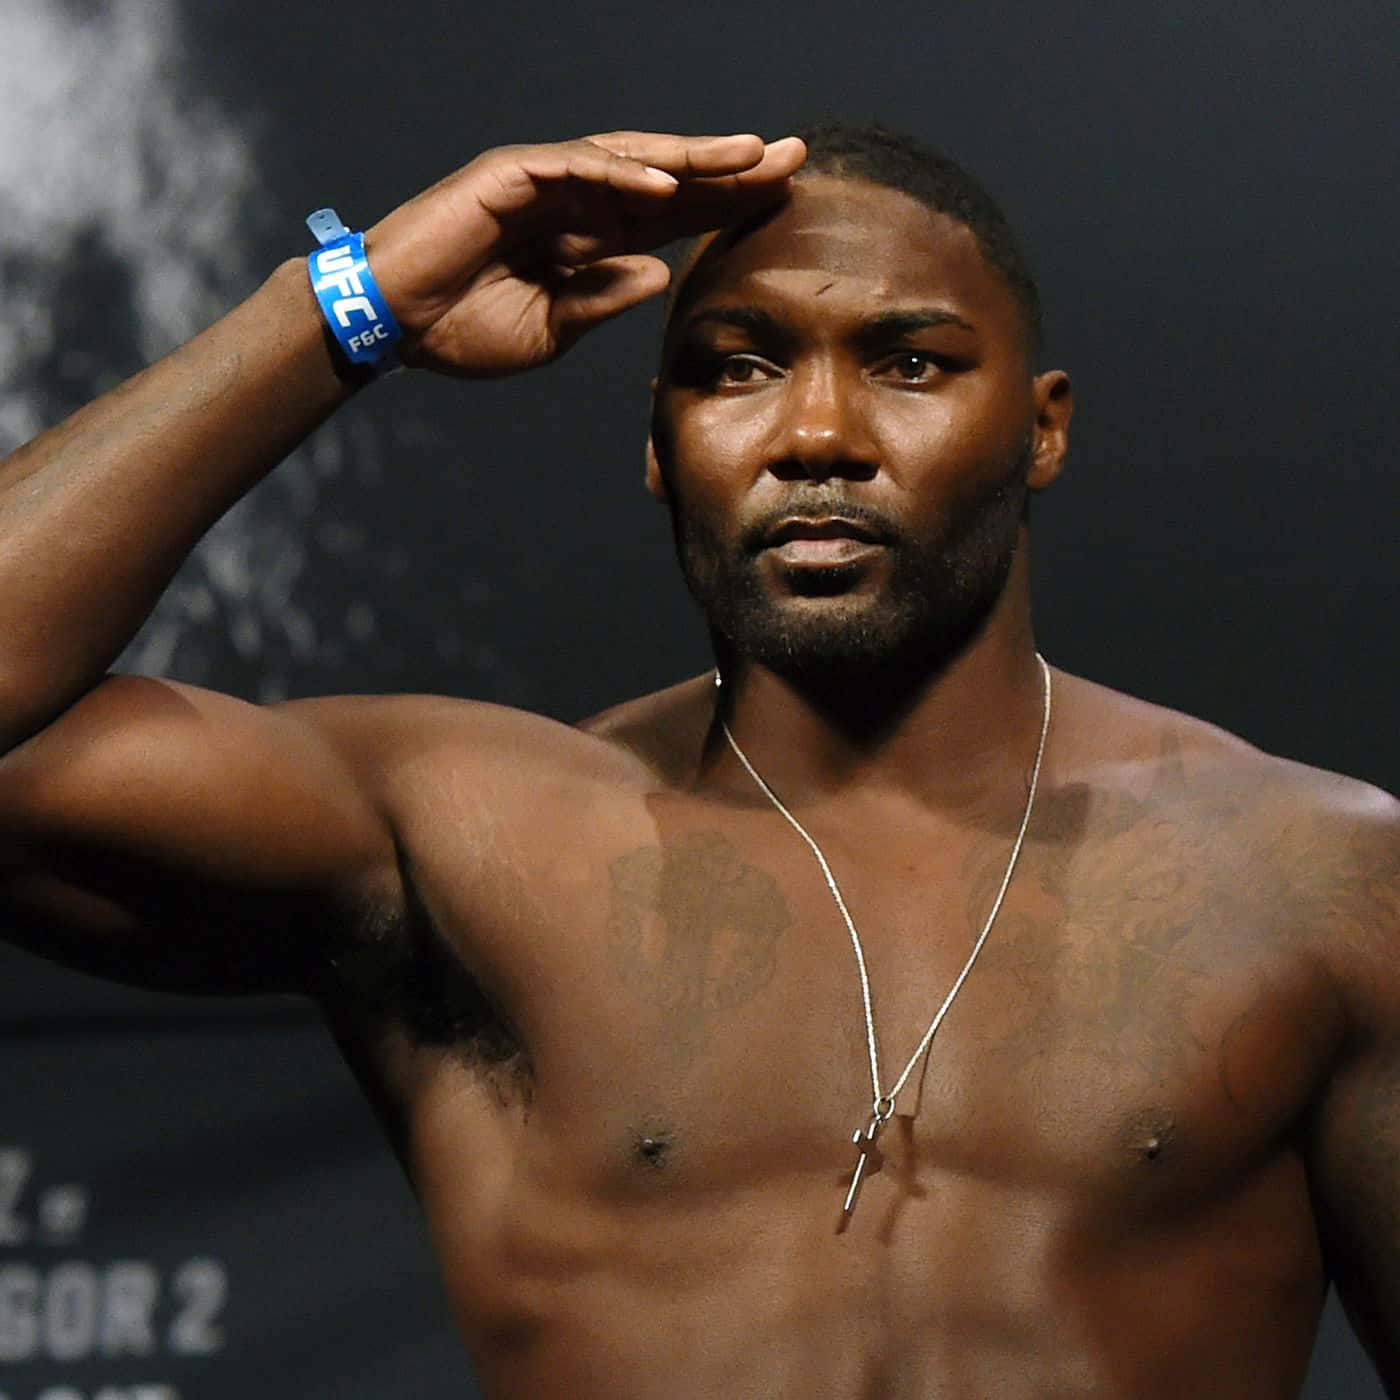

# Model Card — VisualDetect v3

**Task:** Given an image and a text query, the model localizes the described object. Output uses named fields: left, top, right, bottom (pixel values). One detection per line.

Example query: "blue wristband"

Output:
left=306, top=208, right=402, bottom=371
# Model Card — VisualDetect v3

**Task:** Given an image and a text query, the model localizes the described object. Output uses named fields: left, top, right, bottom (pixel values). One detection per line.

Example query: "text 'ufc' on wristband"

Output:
left=306, top=207, right=402, bottom=372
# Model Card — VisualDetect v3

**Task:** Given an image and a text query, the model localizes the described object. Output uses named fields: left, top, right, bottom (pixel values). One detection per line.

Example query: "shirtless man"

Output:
left=0, top=125, right=1396, bottom=1398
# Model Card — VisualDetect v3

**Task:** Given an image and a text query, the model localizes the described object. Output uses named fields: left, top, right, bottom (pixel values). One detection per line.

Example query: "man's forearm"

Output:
left=0, top=256, right=356, bottom=751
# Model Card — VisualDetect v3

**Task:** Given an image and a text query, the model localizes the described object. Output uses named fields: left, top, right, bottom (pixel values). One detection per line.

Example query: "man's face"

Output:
left=649, top=175, right=1065, bottom=688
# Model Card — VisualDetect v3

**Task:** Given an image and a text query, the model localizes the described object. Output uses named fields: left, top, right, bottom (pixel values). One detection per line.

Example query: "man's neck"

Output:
left=706, top=587, right=1046, bottom=816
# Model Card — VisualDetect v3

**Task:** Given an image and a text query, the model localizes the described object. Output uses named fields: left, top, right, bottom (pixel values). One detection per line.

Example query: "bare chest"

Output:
left=388, top=780, right=1340, bottom=1226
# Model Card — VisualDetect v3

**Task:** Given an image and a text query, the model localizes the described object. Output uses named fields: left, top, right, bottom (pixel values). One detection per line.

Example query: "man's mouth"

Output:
left=762, top=516, right=887, bottom=568
left=765, top=517, right=881, bottom=545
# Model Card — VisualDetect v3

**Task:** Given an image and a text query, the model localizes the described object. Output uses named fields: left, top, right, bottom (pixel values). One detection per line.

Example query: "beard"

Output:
left=667, top=441, right=1032, bottom=694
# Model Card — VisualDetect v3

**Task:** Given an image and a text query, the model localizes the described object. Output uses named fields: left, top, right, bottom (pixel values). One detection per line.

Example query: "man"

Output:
left=0, top=124, right=1396, bottom=1397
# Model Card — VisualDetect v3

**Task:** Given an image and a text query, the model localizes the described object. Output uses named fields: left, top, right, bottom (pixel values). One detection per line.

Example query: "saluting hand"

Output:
left=363, top=132, right=806, bottom=377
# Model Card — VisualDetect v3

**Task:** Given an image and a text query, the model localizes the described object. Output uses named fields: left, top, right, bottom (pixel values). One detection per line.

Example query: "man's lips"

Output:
left=761, top=516, right=887, bottom=567
left=765, top=516, right=882, bottom=546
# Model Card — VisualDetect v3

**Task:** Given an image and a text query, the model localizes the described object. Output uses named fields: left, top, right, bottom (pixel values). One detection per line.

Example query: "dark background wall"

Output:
left=0, top=0, right=1394, bottom=1395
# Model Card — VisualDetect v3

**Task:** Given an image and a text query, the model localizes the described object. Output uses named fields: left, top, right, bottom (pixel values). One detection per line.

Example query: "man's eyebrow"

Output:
left=679, top=306, right=785, bottom=337
left=677, top=306, right=977, bottom=341
left=854, top=309, right=977, bottom=341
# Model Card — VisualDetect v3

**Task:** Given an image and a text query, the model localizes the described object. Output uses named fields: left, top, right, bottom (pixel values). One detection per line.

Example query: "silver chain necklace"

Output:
left=718, top=653, right=1052, bottom=1217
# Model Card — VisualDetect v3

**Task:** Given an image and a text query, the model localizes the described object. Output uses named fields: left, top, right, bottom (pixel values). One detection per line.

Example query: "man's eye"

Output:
left=880, top=352, right=937, bottom=382
left=716, top=355, right=777, bottom=385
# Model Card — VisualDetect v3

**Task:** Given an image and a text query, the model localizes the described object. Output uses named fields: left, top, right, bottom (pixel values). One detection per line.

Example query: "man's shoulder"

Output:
left=1058, top=668, right=1397, bottom=817
left=575, top=671, right=717, bottom=786
left=1056, top=669, right=1399, bottom=933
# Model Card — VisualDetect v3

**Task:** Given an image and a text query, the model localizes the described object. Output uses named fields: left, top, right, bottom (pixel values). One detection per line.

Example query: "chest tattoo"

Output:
left=608, top=831, right=790, bottom=1016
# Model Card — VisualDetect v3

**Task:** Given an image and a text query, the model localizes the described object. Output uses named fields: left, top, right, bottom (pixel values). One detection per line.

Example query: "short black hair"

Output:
left=790, top=121, right=1043, bottom=357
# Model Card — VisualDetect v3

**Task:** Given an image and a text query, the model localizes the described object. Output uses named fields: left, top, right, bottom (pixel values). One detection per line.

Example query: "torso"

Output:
left=316, top=669, right=1364, bottom=1398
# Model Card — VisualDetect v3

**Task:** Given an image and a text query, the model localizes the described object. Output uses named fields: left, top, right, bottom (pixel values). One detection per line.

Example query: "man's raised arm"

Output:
left=0, top=131, right=806, bottom=989
left=0, top=132, right=804, bottom=751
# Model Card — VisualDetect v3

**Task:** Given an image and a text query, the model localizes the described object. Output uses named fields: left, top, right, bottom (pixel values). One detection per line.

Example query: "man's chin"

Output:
left=713, top=573, right=1009, bottom=695
left=721, top=596, right=928, bottom=682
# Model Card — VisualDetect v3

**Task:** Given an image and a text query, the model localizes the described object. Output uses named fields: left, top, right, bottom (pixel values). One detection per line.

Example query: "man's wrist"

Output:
left=257, top=257, right=376, bottom=399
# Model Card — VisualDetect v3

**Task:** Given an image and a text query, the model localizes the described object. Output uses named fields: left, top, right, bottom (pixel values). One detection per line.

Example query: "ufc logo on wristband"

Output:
left=312, top=245, right=376, bottom=325
left=305, top=208, right=402, bottom=370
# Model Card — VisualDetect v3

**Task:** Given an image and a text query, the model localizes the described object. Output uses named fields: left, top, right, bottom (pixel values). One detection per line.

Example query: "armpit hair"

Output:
left=323, top=872, right=531, bottom=1085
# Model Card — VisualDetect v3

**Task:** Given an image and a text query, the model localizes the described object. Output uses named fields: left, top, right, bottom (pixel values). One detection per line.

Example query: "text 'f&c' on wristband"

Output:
left=305, top=208, right=402, bottom=373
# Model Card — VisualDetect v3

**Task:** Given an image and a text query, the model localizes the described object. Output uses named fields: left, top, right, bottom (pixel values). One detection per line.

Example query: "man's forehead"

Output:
left=669, top=176, right=995, bottom=323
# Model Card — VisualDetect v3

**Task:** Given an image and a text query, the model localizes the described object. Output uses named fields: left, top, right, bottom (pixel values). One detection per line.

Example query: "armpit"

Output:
left=322, top=885, right=532, bottom=1082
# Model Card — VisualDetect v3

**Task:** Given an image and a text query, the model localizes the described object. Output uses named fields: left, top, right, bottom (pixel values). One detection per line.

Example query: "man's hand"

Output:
left=365, top=132, right=807, bottom=377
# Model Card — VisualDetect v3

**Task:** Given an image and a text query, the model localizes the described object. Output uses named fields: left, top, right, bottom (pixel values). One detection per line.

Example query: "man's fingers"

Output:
left=482, top=133, right=805, bottom=218
left=587, top=132, right=807, bottom=188
left=591, top=136, right=807, bottom=248
left=475, top=143, right=680, bottom=222
left=585, top=131, right=772, bottom=177
left=662, top=138, right=809, bottom=210
left=729, top=135, right=808, bottom=184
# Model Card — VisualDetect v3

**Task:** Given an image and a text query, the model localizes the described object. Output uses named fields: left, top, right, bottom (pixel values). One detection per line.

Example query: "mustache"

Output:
left=738, top=497, right=901, bottom=554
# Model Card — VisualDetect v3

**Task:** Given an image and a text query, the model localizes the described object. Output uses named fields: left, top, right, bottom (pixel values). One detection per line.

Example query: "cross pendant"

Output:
left=843, top=1113, right=886, bottom=1216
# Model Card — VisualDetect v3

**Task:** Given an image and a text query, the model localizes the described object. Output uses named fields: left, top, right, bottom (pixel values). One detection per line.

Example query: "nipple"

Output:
left=634, top=1132, right=671, bottom=1170
left=1121, top=1109, right=1177, bottom=1166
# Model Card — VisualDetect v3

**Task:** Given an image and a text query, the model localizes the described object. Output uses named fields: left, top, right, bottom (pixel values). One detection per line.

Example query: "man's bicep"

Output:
left=0, top=675, right=400, bottom=994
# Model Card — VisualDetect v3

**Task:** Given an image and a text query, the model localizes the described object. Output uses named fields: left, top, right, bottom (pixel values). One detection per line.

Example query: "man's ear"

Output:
left=1028, top=370, right=1072, bottom=491
left=645, top=377, right=669, bottom=503
left=645, top=437, right=669, bottom=503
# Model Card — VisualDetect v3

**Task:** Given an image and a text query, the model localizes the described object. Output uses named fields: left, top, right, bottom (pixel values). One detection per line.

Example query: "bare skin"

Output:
left=0, top=133, right=1396, bottom=1398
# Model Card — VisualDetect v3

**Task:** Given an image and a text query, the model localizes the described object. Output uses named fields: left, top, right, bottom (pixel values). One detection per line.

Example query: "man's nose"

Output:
left=766, top=360, right=878, bottom=482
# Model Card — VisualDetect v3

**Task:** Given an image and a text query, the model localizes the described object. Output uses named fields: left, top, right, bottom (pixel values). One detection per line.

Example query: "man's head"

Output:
left=648, top=122, right=1071, bottom=697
